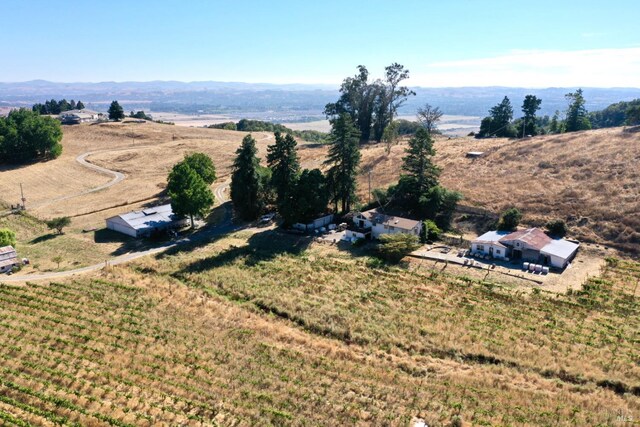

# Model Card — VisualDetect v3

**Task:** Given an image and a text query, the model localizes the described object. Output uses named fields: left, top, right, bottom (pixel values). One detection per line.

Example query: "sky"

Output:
left=3, top=0, right=640, bottom=87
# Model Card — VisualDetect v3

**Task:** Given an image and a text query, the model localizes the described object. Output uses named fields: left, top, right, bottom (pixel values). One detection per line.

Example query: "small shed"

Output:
left=466, top=151, right=485, bottom=158
left=0, top=246, right=19, bottom=273
left=293, top=214, right=334, bottom=232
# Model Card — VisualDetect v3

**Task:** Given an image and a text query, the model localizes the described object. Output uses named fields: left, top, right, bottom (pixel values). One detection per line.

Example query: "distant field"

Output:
left=0, top=230, right=637, bottom=425
left=283, top=114, right=481, bottom=136
left=150, top=112, right=235, bottom=127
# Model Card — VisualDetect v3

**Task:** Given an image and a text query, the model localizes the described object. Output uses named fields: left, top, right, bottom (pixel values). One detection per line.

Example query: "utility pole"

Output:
left=522, top=117, right=526, bottom=138
left=368, top=170, right=372, bottom=204
left=20, top=183, right=26, bottom=210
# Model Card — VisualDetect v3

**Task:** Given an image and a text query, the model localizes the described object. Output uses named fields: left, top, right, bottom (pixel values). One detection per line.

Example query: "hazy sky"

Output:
left=3, top=0, right=640, bottom=87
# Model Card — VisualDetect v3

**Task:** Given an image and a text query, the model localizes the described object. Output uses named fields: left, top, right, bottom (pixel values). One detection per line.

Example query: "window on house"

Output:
left=496, top=249, right=501, bottom=255
left=477, top=245, right=484, bottom=252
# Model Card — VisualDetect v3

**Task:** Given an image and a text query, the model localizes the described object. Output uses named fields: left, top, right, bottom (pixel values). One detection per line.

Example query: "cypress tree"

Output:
left=266, top=132, right=300, bottom=224
left=231, top=134, right=262, bottom=220
left=324, top=113, right=361, bottom=213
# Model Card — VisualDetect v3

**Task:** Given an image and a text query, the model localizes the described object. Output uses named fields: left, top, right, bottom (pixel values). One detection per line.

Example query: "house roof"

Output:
left=360, top=208, right=420, bottom=231
left=500, top=228, right=552, bottom=251
left=107, top=204, right=177, bottom=231
left=541, top=239, right=580, bottom=259
left=0, top=258, right=19, bottom=268
left=0, top=246, right=16, bottom=256
left=60, top=109, right=98, bottom=116
left=0, top=246, right=18, bottom=267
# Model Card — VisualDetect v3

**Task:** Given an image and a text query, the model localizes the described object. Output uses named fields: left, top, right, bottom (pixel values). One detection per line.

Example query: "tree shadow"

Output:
left=29, top=233, right=58, bottom=244
left=93, top=228, right=160, bottom=256
left=175, top=228, right=313, bottom=276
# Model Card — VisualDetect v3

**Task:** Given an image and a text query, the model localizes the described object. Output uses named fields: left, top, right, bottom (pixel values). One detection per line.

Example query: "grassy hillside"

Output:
left=1, top=231, right=638, bottom=425
left=360, top=126, right=640, bottom=254
left=1, top=122, right=637, bottom=253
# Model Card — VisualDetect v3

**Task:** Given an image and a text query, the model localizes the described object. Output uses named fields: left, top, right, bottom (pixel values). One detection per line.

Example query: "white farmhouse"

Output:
left=346, top=208, right=422, bottom=240
left=59, top=109, right=101, bottom=124
left=471, top=228, right=579, bottom=269
left=106, top=204, right=186, bottom=238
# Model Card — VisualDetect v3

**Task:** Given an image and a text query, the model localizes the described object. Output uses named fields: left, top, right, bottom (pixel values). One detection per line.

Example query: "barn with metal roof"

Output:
left=105, top=204, right=186, bottom=238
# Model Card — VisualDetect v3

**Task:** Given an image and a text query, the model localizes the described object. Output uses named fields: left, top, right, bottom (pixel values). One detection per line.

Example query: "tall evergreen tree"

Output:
left=401, top=127, right=441, bottom=200
left=488, top=96, right=515, bottom=137
left=108, top=101, right=125, bottom=121
left=521, top=95, right=542, bottom=136
left=324, top=113, right=361, bottom=213
left=402, top=128, right=440, bottom=190
left=294, top=169, right=329, bottom=222
left=266, top=132, right=300, bottom=202
left=564, top=89, right=591, bottom=132
left=266, top=132, right=300, bottom=224
left=76, top=100, right=85, bottom=110
left=231, top=134, right=263, bottom=220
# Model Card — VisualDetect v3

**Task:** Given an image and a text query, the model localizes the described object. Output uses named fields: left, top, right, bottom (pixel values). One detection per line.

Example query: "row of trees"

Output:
left=477, top=89, right=593, bottom=138
left=324, top=64, right=415, bottom=143
left=228, top=120, right=459, bottom=230
left=209, top=119, right=329, bottom=143
left=230, top=131, right=330, bottom=224
left=589, top=99, right=640, bottom=128
left=0, top=109, right=63, bottom=164
left=32, top=99, right=85, bottom=115
left=227, top=64, right=460, bottom=232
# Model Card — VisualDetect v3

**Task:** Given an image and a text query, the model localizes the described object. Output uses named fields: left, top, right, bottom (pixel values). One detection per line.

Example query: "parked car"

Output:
left=259, top=213, right=276, bottom=225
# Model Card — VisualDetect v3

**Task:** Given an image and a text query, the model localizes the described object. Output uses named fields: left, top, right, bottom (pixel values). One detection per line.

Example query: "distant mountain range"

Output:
left=1, top=80, right=639, bottom=121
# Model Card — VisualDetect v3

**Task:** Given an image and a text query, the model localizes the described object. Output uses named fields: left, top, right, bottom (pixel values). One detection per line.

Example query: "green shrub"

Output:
left=377, top=233, right=420, bottom=263
left=497, top=208, right=522, bottom=231
left=421, top=220, right=442, bottom=243
left=545, top=219, right=568, bottom=237
left=0, top=228, right=16, bottom=247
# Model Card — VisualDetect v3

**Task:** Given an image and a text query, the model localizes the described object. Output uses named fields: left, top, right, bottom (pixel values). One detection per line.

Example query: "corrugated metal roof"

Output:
left=0, top=246, right=16, bottom=256
left=500, top=228, right=552, bottom=251
left=541, top=239, right=579, bottom=259
left=0, top=258, right=19, bottom=268
left=109, top=204, right=177, bottom=230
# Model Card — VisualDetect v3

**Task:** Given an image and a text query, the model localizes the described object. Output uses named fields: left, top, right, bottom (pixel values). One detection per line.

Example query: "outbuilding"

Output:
left=0, top=246, right=20, bottom=273
left=106, top=204, right=186, bottom=238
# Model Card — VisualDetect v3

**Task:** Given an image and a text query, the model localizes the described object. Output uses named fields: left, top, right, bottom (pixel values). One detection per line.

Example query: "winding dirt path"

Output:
left=1, top=131, right=275, bottom=282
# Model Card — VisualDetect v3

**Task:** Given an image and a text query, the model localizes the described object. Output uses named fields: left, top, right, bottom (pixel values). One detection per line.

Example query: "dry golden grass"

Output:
left=4, top=122, right=634, bottom=252
left=358, top=128, right=640, bottom=254
left=0, top=230, right=638, bottom=425
left=0, top=121, right=325, bottom=229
